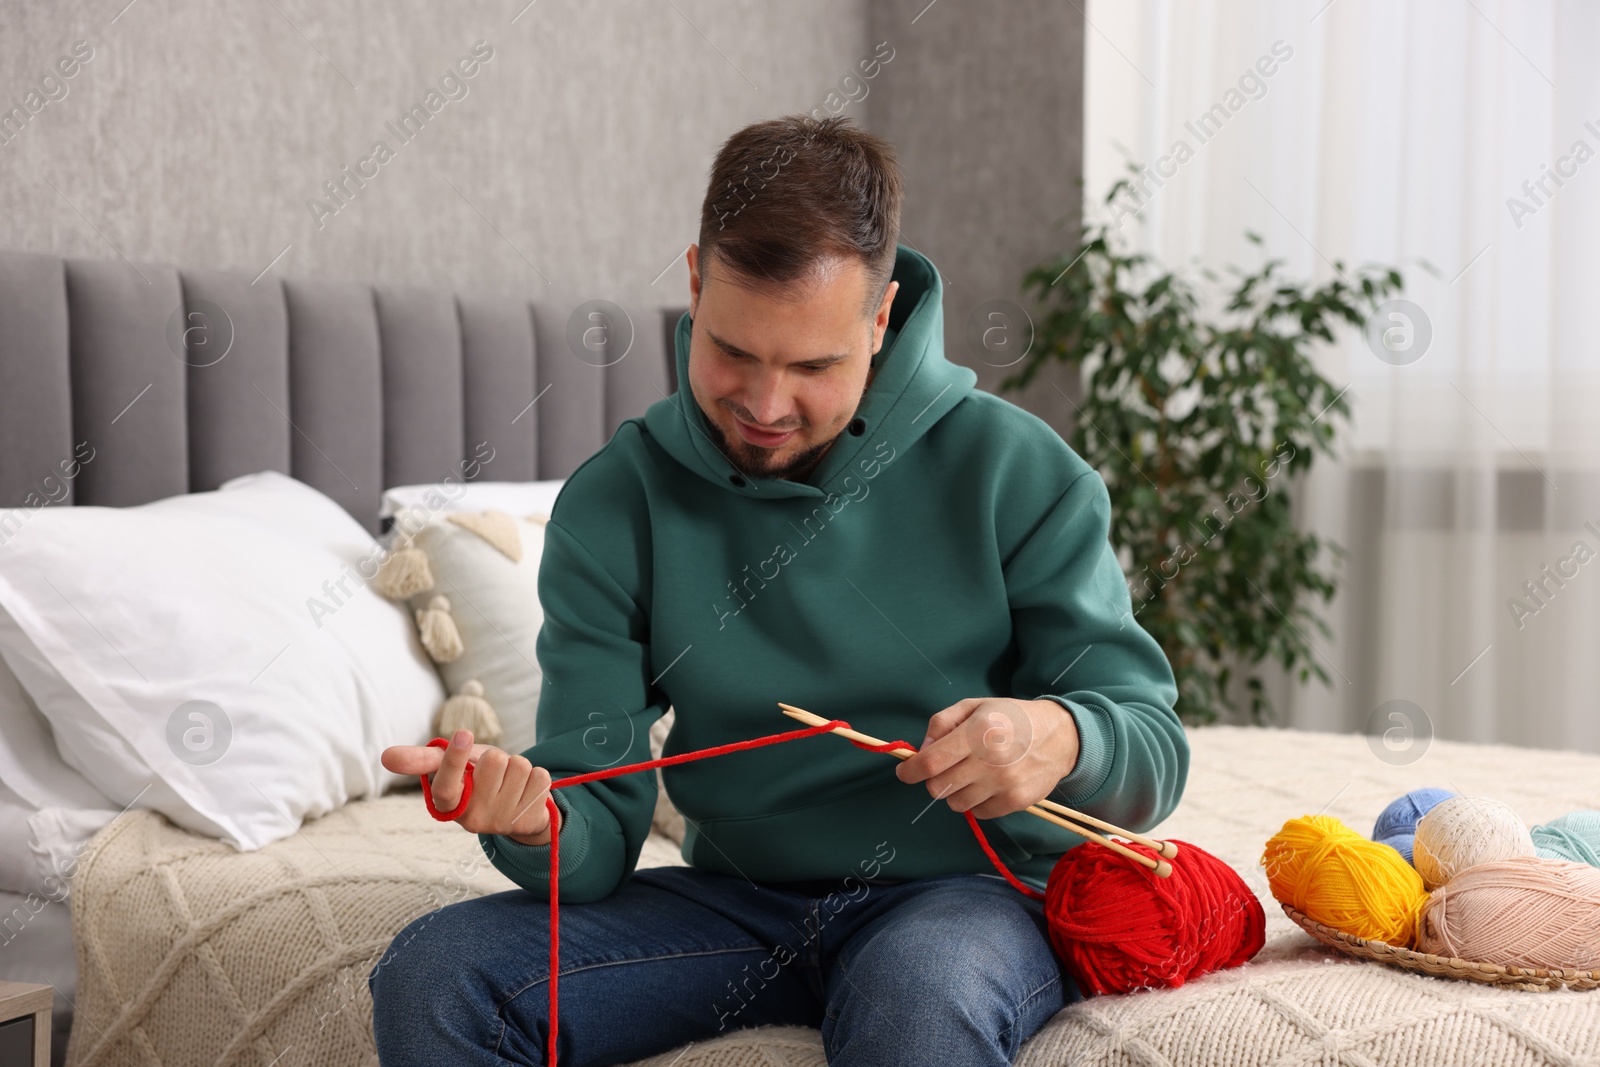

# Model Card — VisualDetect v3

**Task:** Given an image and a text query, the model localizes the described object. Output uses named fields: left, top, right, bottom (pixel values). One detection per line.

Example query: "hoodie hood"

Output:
left=643, top=242, right=977, bottom=501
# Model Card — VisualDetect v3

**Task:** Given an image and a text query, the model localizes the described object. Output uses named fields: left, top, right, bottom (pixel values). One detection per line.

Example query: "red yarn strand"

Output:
left=420, top=717, right=1259, bottom=1066
left=549, top=719, right=847, bottom=790
left=419, top=738, right=474, bottom=820
left=962, top=809, right=1049, bottom=901
left=846, top=734, right=1049, bottom=902
left=546, top=794, right=560, bottom=1067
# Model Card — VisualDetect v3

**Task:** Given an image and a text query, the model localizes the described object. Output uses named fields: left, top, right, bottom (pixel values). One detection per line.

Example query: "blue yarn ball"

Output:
left=1531, top=810, right=1600, bottom=867
left=1372, top=788, right=1456, bottom=864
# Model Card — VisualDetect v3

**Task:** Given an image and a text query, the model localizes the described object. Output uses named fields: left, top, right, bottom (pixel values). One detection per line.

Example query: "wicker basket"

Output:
left=1281, top=903, right=1600, bottom=992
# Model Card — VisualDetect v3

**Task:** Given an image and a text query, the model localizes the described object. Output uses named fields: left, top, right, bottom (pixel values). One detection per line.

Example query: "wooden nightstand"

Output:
left=0, top=983, right=50, bottom=1067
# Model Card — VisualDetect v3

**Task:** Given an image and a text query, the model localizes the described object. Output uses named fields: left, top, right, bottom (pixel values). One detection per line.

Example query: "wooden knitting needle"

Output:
left=778, top=703, right=1174, bottom=878
left=778, top=702, right=1177, bottom=860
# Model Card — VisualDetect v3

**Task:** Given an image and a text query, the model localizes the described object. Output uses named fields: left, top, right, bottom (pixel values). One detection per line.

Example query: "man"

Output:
left=371, top=114, right=1186, bottom=1066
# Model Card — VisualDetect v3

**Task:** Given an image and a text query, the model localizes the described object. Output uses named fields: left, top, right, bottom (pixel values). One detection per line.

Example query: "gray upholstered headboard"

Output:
left=0, top=248, right=688, bottom=535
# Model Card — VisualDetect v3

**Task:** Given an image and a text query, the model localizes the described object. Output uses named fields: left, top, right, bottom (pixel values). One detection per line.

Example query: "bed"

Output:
left=57, top=725, right=1600, bottom=1066
left=2, top=244, right=1599, bottom=1067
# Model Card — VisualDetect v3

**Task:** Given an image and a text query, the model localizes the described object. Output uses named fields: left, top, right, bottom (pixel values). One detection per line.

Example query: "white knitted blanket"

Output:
left=63, top=725, right=1600, bottom=1067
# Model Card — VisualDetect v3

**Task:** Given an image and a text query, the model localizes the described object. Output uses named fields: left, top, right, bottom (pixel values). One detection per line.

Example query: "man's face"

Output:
left=686, top=245, right=898, bottom=483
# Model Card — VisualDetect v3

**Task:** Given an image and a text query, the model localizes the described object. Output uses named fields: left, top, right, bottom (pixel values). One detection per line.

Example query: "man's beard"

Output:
left=702, top=404, right=840, bottom=482
left=696, top=372, right=873, bottom=483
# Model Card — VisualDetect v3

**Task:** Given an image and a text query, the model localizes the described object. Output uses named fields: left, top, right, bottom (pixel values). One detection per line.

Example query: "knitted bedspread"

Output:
left=63, top=725, right=1600, bottom=1067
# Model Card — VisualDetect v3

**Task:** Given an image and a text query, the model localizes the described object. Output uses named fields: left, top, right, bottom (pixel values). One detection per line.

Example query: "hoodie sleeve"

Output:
left=477, top=518, right=666, bottom=902
left=1005, top=467, right=1188, bottom=834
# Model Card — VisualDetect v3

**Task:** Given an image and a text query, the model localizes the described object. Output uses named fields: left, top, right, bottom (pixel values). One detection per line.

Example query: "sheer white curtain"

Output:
left=1083, top=0, right=1600, bottom=755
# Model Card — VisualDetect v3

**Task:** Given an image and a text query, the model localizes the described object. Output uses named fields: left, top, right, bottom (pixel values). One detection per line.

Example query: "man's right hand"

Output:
left=379, top=728, right=561, bottom=846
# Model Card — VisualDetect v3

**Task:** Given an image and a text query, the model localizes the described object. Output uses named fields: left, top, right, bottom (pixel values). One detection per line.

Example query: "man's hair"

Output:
left=698, top=114, right=903, bottom=320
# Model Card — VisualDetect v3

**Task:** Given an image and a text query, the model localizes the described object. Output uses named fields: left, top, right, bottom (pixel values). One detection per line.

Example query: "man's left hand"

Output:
left=893, top=697, right=1080, bottom=819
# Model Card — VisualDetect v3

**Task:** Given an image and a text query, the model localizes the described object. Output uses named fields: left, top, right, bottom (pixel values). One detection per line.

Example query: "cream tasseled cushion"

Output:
left=374, top=507, right=550, bottom=757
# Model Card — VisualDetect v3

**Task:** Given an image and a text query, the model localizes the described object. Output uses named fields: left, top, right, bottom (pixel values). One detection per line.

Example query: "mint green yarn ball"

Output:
left=1532, top=810, right=1600, bottom=867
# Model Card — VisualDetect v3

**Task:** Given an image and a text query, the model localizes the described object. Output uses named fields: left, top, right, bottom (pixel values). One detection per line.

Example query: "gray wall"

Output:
left=1, top=0, right=1084, bottom=417
left=869, top=0, right=1087, bottom=439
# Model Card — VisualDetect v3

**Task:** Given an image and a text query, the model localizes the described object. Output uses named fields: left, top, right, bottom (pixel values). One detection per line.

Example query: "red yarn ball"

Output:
left=1044, top=838, right=1264, bottom=995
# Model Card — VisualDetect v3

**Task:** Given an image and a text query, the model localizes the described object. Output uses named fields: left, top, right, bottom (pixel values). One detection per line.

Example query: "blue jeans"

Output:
left=369, top=865, right=1082, bottom=1066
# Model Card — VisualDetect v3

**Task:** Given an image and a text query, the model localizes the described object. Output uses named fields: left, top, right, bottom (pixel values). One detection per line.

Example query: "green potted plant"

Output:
left=1002, top=174, right=1405, bottom=725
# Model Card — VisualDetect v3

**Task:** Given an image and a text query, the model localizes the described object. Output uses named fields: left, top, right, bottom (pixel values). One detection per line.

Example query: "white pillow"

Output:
left=0, top=643, right=112, bottom=811
left=0, top=470, right=444, bottom=851
left=0, top=780, right=118, bottom=899
left=379, top=479, right=565, bottom=522
left=0, top=783, right=47, bottom=895
left=0, top=654, right=119, bottom=896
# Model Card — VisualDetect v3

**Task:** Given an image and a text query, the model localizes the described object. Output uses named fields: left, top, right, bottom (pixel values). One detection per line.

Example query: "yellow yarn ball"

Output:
left=1262, top=814, right=1430, bottom=947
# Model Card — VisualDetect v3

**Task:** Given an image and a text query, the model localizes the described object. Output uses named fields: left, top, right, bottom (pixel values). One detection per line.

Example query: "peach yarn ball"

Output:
left=1415, top=855, right=1600, bottom=970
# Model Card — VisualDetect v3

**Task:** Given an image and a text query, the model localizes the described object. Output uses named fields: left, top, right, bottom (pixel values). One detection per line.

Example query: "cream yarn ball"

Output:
left=1413, top=795, right=1536, bottom=889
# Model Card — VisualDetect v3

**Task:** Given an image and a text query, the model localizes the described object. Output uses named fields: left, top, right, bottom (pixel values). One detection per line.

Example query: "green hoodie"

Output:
left=479, top=243, right=1187, bottom=902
